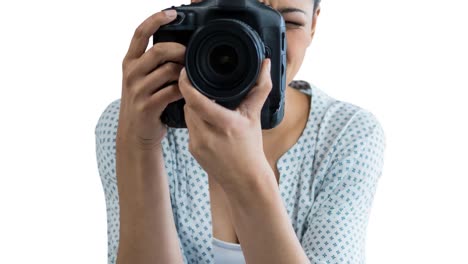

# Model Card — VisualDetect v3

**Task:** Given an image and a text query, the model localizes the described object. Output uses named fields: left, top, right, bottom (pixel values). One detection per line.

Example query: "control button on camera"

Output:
left=265, top=46, right=272, bottom=58
left=173, top=12, right=186, bottom=25
left=281, top=32, right=285, bottom=51
left=280, top=54, right=286, bottom=77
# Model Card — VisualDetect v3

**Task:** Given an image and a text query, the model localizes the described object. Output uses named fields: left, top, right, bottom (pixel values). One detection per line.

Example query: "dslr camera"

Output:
left=153, top=0, right=287, bottom=129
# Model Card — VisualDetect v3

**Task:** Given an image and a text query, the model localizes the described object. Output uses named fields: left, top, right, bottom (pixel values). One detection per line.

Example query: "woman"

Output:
left=95, top=0, right=386, bottom=263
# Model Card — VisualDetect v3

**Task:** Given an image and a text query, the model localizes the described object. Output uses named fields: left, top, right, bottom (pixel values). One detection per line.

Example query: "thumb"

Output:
left=238, top=59, right=273, bottom=119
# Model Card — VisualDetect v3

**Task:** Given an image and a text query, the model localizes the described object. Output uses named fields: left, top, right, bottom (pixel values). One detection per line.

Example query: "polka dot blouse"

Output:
left=95, top=80, right=386, bottom=264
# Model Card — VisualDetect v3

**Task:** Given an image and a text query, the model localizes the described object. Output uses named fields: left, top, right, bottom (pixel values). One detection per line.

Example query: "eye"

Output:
left=285, top=21, right=304, bottom=27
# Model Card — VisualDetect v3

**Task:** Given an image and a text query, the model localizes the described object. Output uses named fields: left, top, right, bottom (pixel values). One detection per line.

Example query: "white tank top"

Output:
left=212, top=237, right=246, bottom=264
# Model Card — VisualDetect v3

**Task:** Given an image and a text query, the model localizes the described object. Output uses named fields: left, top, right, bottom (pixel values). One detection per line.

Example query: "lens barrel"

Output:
left=185, top=19, right=265, bottom=102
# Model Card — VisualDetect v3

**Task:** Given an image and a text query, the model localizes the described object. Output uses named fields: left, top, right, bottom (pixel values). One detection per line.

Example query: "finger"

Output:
left=184, top=103, right=222, bottom=134
left=184, top=104, right=223, bottom=148
left=178, top=68, right=235, bottom=126
left=183, top=104, right=203, bottom=133
left=138, top=62, right=184, bottom=96
left=184, top=105, right=204, bottom=155
left=134, top=42, right=186, bottom=75
left=124, top=10, right=177, bottom=61
left=146, top=83, right=183, bottom=114
left=237, top=59, right=272, bottom=118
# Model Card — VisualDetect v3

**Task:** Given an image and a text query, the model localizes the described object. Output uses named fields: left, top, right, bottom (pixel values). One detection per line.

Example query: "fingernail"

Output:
left=267, top=59, right=271, bottom=71
left=164, top=9, right=177, bottom=18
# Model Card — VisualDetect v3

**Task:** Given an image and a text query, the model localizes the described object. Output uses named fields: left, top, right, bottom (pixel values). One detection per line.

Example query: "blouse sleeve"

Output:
left=301, top=109, right=387, bottom=264
left=94, top=99, right=188, bottom=264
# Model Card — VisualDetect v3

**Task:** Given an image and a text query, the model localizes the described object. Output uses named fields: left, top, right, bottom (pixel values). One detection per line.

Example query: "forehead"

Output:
left=192, top=0, right=313, bottom=15
left=264, top=0, right=313, bottom=16
left=260, top=0, right=311, bottom=8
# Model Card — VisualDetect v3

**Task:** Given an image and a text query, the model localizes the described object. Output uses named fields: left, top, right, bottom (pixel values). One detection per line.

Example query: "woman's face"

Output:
left=190, top=0, right=320, bottom=86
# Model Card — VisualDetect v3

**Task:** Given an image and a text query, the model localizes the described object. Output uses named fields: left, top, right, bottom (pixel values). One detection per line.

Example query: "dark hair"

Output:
left=313, top=0, right=321, bottom=12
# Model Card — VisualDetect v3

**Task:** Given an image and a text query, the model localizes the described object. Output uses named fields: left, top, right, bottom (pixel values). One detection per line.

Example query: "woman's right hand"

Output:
left=117, top=9, right=186, bottom=151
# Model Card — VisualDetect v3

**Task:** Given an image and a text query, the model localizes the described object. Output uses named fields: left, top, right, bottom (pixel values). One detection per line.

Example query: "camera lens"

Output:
left=209, top=45, right=239, bottom=76
left=198, top=37, right=248, bottom=91
left=185, top=19, right=265, bottom=103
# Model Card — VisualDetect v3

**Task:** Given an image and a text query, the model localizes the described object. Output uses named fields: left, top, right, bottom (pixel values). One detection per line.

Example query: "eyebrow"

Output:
left=278, top=7, right=307, bottom=16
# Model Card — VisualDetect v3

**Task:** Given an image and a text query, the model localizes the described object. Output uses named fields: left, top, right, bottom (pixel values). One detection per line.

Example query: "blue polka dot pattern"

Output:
left=95, top=81, right=386, bottom=264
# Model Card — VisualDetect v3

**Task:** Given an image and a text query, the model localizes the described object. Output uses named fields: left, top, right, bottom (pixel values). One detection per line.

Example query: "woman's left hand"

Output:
left=178, top=59, right=274, bottom=191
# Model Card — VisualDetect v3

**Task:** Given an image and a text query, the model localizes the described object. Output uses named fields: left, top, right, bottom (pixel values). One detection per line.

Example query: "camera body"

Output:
left=153, top=0, right=287, bottom=129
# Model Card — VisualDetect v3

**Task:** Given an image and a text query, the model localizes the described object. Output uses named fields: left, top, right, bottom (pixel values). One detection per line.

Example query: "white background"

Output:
left=1, top=0, right=467, bottom=263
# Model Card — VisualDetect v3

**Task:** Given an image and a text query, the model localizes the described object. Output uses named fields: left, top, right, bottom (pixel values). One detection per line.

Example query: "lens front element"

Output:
left=209, top=44, right=239, bottom=76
